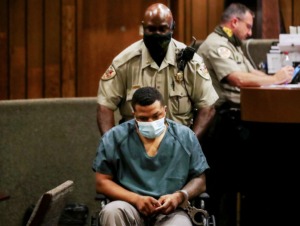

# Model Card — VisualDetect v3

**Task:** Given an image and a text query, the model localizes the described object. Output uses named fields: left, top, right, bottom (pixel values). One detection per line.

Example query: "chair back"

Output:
left=26, top=180, right=74, bottom=226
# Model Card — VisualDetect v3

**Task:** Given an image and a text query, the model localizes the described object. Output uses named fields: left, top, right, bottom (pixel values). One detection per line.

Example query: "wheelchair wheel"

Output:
left=90, top=210, right=101, bottom=226
left=208, top=214, right=216, bottom=226
left=192, top=213, right=216, bottom=226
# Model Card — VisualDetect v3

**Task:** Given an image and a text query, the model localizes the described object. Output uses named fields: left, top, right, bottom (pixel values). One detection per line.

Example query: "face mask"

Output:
left=136, top=117, right=166, bottom=139
left=143, top=32, right=172, bottom=58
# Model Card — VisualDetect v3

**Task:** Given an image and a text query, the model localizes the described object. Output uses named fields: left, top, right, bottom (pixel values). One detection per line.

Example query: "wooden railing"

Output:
left=0, top=0, right=298, bottom=100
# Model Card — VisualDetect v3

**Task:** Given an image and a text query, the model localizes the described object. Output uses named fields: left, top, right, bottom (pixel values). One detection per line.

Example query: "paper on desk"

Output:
left=261, top=84, right=300, bottom=88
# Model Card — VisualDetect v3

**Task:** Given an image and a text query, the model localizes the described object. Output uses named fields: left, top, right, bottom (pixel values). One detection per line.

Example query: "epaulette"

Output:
left=113, top=40, right=143, bottom=68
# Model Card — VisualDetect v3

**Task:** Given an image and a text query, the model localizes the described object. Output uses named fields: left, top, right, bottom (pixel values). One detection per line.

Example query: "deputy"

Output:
left=97, top=3, right=218, bottom=141
left=198, top=3, right=293, bottom=109
left=197, top=3, right=294, bottom=226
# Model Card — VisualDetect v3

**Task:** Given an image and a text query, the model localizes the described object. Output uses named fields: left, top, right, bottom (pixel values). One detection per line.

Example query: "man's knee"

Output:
left=154, top=209, right=192, bottom=226
left=99, top=201, right=142, bottom=226
left=100, top=200, right=128, bottom=218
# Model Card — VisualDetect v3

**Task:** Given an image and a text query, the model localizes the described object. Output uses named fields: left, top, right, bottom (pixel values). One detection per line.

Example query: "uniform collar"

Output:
left=214, top=26, right=242, bottom=47
left=141, top=39, right=177, bottom=70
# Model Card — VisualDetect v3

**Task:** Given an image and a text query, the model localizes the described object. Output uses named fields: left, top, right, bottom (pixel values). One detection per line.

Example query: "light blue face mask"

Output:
left=136, top=117, right=166, bottom=139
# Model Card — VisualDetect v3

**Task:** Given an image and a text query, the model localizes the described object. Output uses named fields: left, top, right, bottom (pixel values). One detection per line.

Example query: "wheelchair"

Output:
left=91, top=192, right=216, bottom=226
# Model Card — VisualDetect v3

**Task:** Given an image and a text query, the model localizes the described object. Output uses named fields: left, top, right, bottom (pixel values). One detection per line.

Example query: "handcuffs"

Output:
left=177, top=190, right=209, bottom=226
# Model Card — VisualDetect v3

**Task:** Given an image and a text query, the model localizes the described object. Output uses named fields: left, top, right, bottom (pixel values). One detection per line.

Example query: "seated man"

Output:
left=197, top=3, right=294, bottom=109
left=92, top=86, right=209, bottom=226
left=197, top=3, right=294, bottom=226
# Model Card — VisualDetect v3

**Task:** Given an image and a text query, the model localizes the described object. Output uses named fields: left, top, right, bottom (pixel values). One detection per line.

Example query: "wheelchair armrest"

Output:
left=199, top=192, right=210, bottom=199
left=191, top=192, right=211, bottom=210
left=94, top=193, right=110, bottom=208
left=95, top=192, right=210, bottom=201
left=94, top=193, right=107, bottom=201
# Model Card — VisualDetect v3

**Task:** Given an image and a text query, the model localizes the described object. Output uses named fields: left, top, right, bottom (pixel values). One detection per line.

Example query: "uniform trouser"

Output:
left=201, top=106, right=251, bottom=226
left=99, top=200, right=192, bottom=226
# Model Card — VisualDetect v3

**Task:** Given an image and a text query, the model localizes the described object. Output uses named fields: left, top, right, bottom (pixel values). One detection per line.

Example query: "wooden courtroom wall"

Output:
left=0, top=0, right=298, bottom=100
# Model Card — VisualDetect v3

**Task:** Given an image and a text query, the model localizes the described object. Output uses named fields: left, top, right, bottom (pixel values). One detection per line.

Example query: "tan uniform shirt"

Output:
left=98, top=39, right=218, bottom=127
left=197, top=32, right=254, bottom=107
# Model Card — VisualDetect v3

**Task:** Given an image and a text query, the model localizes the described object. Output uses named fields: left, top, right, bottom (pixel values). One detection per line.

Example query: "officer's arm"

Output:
left=192, top=105, right=216, bottom=141
left=97, top=104, right=115, bottom=135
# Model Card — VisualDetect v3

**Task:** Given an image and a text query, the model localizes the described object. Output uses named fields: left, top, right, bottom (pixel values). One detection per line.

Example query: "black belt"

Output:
left=217, top=102, right=241, bottom=121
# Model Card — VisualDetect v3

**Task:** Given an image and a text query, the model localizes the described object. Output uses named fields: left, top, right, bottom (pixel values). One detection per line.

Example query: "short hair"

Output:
left=131, top=87, right=164, bottom=111
left=221, top=3, right=255, bottom=23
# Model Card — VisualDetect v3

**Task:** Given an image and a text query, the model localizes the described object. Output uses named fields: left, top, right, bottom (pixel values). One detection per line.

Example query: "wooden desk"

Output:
left=236, top=85, right=300, bottom=225
left=241, top=85, right=300, bottom=123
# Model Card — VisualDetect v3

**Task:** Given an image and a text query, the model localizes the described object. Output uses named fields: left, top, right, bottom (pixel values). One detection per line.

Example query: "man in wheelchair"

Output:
left=92, top=87, right=212, bottom=226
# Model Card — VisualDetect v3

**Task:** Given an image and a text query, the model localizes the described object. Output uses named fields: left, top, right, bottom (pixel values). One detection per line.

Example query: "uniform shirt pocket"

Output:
left=169, top=89, right=192, bottom=115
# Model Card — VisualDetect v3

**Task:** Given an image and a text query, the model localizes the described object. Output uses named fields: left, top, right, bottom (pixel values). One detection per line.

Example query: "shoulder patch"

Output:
left=197, top=62, right=210, bottom=80
left=101, top=65, right=116, bottom=81
left=217, top=47, right=231, bottom=59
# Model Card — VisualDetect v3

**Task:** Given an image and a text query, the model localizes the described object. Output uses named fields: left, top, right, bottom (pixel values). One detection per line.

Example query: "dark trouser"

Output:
left=201, top=103, right=300, bottom=226
left=201, top=105, right=252, bottom=226
left=99, top=201, right=192, bottom=226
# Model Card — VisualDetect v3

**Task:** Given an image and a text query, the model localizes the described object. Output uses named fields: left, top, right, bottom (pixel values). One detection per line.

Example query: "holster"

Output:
left=176, top=37, right=197, bottom=72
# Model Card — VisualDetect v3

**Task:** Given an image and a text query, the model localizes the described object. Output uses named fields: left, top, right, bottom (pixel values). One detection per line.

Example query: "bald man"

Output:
left=97, top=3, right=218, bottom=141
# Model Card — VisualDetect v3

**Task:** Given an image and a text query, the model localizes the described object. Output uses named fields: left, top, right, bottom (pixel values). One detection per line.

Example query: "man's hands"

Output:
left=274, top=65, right=294, bottom=84
left=134, top=196, right=161, bottom=216
left=134, top=192, right=183, bottom=216
left=135, top=174, right=206, bottom=216
left=156, top=192, right=184, bottom=214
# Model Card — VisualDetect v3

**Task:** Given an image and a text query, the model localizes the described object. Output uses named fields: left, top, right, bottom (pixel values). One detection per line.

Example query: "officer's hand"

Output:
left=274, top=65, right=294, bottom=84
left=135, top=195, right=161, bottom=216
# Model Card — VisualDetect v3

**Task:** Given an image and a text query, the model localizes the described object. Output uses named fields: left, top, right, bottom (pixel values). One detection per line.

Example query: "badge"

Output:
left=175, top=71, right=183, bottom=82
left=198, top=62, right=210, bottom=79
left=101, top=65, right=116, bottom=80
left=217, top=47, right=231, bottom=59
